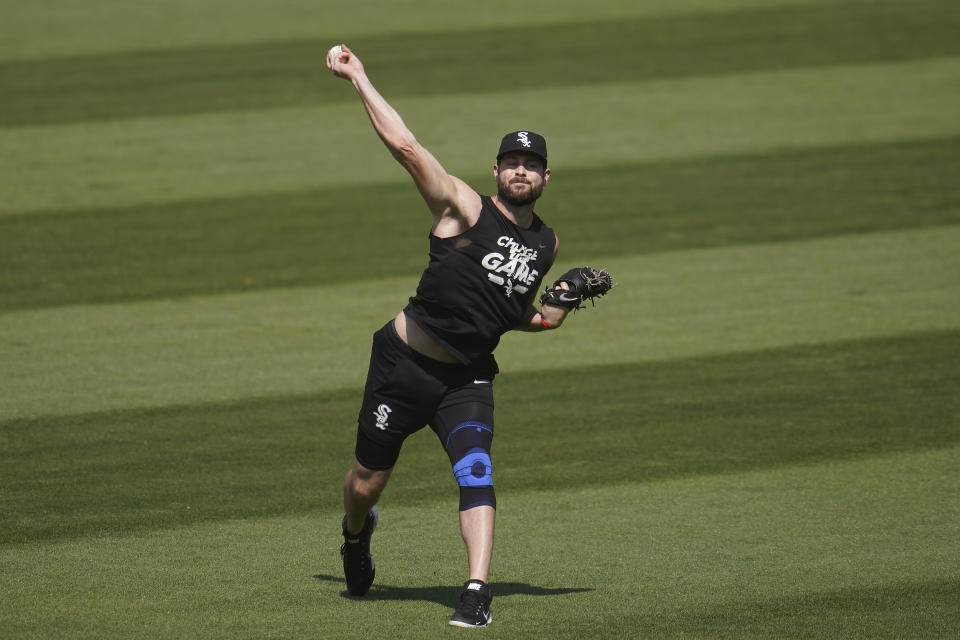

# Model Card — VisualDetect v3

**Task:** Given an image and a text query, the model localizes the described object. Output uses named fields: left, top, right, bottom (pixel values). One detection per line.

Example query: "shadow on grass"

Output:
left=313, top=573, right=592, bottom=606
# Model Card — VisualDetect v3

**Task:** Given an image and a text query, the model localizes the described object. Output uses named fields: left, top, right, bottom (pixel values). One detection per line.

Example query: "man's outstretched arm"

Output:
left=326, top=44, right=479, bottom=231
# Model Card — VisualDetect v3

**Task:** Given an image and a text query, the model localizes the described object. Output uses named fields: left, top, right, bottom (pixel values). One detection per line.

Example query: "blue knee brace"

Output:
left=453, top=447, right=494, bottom=487
left=447, top=422, right=495, bottom=511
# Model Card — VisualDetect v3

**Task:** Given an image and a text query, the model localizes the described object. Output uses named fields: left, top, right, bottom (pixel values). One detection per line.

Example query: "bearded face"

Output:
left=495, top=153, right=548, bottom=206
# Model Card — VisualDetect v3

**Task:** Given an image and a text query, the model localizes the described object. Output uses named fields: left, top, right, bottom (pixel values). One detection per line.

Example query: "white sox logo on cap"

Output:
left=497, top=130, right=547, bottom=166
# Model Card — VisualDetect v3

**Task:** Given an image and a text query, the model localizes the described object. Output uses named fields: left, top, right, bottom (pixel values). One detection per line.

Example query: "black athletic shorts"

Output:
left=355, top=320, right=499, bottom=470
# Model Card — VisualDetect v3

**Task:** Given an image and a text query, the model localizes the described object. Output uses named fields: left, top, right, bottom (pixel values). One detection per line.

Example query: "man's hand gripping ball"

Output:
left=540, top=267, right=615, bottom=311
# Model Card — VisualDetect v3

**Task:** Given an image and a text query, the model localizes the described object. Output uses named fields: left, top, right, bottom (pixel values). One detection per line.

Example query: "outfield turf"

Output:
left=2, top=1, right=959, bottom=638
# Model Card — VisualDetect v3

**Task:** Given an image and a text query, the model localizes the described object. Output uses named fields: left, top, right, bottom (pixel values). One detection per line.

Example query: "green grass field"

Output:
left=2, top=0, right=959, bottom=638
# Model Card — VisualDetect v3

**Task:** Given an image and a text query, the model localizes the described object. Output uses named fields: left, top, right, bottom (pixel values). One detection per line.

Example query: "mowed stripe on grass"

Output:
left=0, top=0, right=848, bottom=60
left=4, top=57, right=959, bottom=217
left=3, top=137, right=958, bottom=311
left=3, top=327, right=958, bottom=544
left=0, top=226, right=960, bottom=417
left=2, top=224, right=957, bottom=421
left=4, top=0, right=958, bottom=126
left=2, top=446, right=957, bottom=639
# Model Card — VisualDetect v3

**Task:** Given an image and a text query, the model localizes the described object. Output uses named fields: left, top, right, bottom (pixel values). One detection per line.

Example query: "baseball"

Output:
left=328, top=44, right=343, bottom=63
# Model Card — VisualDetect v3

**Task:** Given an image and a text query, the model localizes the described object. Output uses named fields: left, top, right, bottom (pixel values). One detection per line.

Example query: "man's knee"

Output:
left=446, top=423, right=496, bottom=511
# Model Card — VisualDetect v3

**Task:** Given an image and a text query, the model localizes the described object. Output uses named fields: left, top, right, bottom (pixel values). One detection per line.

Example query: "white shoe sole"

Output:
left=449, top=614, right=492, bottom=628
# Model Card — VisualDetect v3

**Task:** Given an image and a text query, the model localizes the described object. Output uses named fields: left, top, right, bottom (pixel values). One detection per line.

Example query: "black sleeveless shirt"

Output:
left=403, top=196, right=557, bottom=364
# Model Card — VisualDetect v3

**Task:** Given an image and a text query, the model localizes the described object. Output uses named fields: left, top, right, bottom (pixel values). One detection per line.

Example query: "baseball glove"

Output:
left=539, top=266, right=614, bottom=311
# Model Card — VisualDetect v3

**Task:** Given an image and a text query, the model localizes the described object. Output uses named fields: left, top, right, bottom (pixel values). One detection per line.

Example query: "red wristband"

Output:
left=540, top=315, right=555, bottom=330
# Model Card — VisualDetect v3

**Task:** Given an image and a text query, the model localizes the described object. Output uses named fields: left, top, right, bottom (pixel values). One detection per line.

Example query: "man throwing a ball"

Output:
left=326, top=44, right=612, bottom=628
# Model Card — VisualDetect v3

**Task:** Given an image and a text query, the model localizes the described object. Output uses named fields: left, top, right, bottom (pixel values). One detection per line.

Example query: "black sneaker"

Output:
left=449, top=580, right=493, bottom=628
left=340, top=507, right=378, bottom=596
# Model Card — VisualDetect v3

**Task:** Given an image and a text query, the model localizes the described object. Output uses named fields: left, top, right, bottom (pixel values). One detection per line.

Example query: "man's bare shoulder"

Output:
left=432, top=177, right=482, bottom=238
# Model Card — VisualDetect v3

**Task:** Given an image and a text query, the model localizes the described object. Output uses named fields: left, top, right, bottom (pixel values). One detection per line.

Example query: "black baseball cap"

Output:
left=497, top=130, right=547, bottom=167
